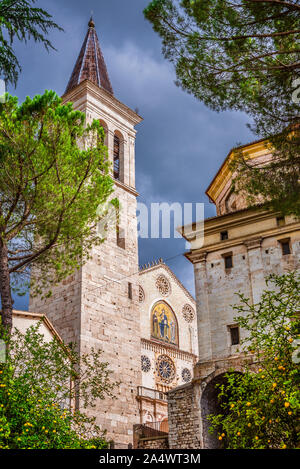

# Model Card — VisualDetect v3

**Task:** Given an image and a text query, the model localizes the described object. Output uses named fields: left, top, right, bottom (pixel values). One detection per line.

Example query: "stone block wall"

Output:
left=190, top=211, right=300, bottom=363
left=138, top=436, right=169, bottom=449
left=168, top=382, right=201, bottom=449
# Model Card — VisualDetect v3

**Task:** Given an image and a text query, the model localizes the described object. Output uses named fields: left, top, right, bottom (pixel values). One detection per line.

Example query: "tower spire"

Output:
left=88, top=16, right=95, bottom=28
left=65, top=18, right=113, bottom=95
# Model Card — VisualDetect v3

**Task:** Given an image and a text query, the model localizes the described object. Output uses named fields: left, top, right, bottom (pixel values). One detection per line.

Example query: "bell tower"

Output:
left=30, top=18, right=142, bottom=445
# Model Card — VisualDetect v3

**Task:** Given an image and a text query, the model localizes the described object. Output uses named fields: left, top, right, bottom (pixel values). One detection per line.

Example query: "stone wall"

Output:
left=133, top=424, right=169, bottom=449
left=168, top=355, right=255, bottom=449
left=170, top=206, right=300, bottom=449
left=138, top=436, right=169, bottom=449
left=168, top=383, right=201, bottom=449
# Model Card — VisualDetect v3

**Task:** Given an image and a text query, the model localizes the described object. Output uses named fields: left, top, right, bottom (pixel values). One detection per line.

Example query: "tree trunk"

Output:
left=0, top=241, right=13, bottom=333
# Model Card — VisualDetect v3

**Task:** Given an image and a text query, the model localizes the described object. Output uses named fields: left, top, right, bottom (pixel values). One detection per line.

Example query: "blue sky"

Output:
left=9, top=0, right=254, bottom=309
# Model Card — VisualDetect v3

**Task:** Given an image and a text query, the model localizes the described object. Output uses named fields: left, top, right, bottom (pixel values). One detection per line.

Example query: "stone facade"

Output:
left=133, top=424, right=169, bottom=449
left=170, top=140, right=300, bottom=448
left=137, top=262, right=198, bottom=429
left=183, top=208, right=300, bottom=366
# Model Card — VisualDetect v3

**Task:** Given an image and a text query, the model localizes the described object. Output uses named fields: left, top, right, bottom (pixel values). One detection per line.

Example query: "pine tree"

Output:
left=0, top=0, right=62, bottom=86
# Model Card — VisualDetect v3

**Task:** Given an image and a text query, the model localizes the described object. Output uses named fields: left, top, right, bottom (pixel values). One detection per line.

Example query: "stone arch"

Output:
left=200, top=370, right=243, bottom=449
left=99, top=119, right=108, bottom=146
left=113, top=130, right=125, bottom=182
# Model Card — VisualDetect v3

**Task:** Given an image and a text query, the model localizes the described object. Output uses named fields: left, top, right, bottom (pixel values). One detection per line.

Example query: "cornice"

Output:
left=62, top=79, right=143, bottom=127
left=114, top=179, right=139, bottom=197
left=184, top=251, right=208, bottom=264
left=185, top=219, right=300, bottom=263
left=181, top=207, right=290, bottom=240
left=141, top=337, right=197, bottom=363
left=244, top=237, right=262, bottom=250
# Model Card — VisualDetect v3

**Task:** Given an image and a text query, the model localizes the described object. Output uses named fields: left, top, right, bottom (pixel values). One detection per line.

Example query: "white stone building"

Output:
left=29, top=18, right=198, bottom=446
left=138, top=260, right=197, bottom=431
left=168, top=138, right=300, bottom=449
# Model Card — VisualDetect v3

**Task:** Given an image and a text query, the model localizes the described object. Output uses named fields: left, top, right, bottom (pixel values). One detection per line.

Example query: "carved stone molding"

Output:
left=244, top=237, right=262, bottom=250
left=187, top=251, right=208, bottom=264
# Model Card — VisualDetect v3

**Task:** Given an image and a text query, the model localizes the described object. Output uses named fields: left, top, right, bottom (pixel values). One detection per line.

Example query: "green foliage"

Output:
left=0, top=322, right=117, bottom=448
left=230, top=128, right=300, bottom=218
left=144, top=1, right=300, bottom=216
left=0, top=0, right=63, bottom=87
left=144, top=0, right=299, bottom=120
left=208, top=273, right=300, bottom=449
left=0, top=90, right=114, bottom=314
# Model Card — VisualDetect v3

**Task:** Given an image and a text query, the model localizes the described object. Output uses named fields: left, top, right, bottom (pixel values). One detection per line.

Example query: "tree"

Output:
left=0, top=91, right=114, bottom=331
left=144, top=0, right=300, bottom=216
left=0, top=322, right=117, bottom=448
left=230, top=127, right=300, bottom=218
left=208, top=273, right=300, bottom=449
left=0, top=0, right=62, bottom=87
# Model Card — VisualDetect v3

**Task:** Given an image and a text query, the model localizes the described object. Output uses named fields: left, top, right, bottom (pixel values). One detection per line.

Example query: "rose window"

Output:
left=155, top=275, right=171, bottom=297
left=182, top=368, right=192, bottom=383
left=141, top=355, right=151, bottom=373
left=156, top=355, right=176, bottom=384
left=182, top=304, right=195, bottom=323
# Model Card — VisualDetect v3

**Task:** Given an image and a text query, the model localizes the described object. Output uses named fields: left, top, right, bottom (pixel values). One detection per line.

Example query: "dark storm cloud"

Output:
left=10, top=0, right=254, bottom=308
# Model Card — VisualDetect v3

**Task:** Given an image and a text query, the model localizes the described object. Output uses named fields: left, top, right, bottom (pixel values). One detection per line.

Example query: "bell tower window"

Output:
left=114, top=134, right=120, bottom=180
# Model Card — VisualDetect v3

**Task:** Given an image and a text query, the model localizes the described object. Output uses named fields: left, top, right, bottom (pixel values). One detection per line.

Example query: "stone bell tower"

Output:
left=30, top=18, right=143, bottom=445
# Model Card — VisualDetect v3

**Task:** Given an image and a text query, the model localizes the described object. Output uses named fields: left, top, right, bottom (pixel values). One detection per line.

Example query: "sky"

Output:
left=9, top=0, right=254, bottom=309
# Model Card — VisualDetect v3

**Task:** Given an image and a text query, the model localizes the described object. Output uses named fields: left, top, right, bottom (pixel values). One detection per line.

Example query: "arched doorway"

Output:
left=201, top=372, right=242, bottom=449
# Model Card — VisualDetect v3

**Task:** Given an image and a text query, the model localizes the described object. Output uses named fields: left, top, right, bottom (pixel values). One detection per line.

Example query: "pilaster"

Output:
left=193, top=253, right=213, bottom=363
left=244, top=237, right=266, bottom=304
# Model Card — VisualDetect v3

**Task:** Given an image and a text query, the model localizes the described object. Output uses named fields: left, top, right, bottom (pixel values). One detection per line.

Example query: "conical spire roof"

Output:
left=65, top=18, right=113, bottom=95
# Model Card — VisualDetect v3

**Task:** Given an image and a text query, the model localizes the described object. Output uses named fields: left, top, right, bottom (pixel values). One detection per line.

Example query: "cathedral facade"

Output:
left=138, top=260, right=197, bottom=431
left=29, top=19, right=198, bottom=446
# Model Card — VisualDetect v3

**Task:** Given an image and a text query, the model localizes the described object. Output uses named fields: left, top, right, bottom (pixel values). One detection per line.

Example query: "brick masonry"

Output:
left=133, top=424, right=169, bottom=449
left=168, top=382, right=201, bottom=449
